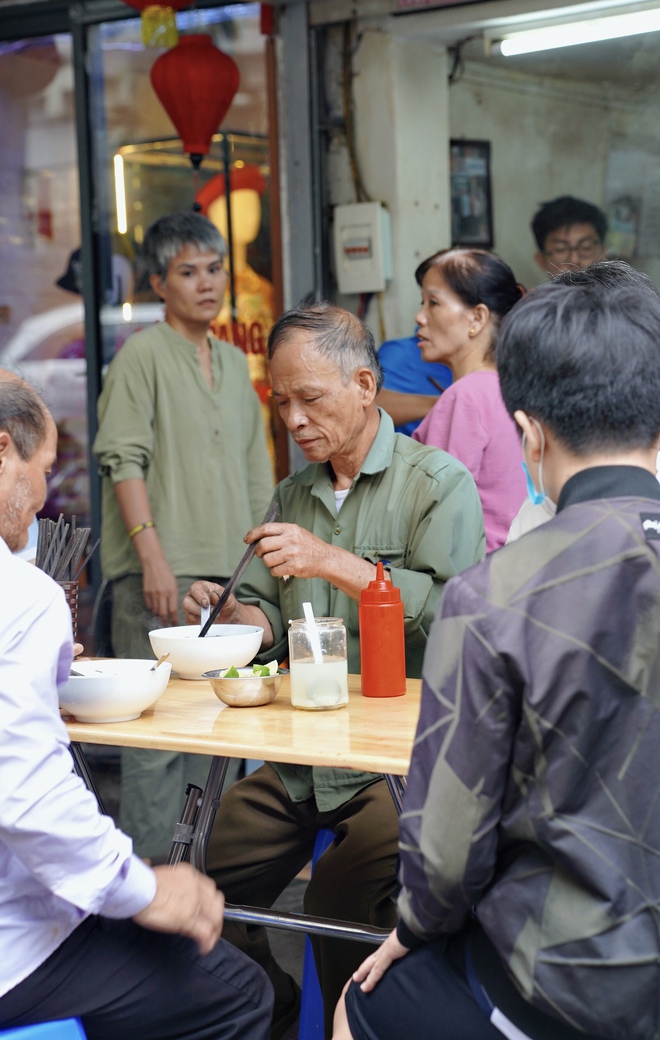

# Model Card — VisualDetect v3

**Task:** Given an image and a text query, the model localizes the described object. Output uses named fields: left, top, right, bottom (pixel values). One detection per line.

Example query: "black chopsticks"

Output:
left=198, top=501, right=280, bottom=638
left=35, top=514, right=98, bottom=581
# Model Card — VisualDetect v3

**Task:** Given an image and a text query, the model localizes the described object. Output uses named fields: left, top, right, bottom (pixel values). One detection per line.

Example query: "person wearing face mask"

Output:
left=333, top=277, right=660, bottom=1040
left=506, top=258, right=660, bottom=543
left=412, top=249, right=526, bottom=551
left=505, top=418, right=557, bottom=542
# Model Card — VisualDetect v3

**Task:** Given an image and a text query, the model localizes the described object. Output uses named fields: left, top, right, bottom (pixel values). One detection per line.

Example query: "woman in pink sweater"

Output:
left=412, top=249, right=526, bottom=551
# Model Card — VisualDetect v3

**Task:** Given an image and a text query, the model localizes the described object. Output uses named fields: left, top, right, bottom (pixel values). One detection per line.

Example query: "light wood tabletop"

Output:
left=65, top=672, right=422, bottom=776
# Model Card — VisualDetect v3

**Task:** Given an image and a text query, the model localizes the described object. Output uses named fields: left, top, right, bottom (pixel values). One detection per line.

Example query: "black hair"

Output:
left=0, top=373, right=48, bottom=460
left=267, top=302, right=383, bottom=392
left=415, top=248, right=524, bottom=361
left=531, top=195, right=608, bottom=252
left=552, top=258, right=660, bottom=297
left=497, top=282, right=660, bottom=454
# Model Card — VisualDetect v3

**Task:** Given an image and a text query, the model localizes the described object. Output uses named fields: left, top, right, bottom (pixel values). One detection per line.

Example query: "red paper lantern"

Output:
left=150, top=35, right=240, bottom=169
left=121, top=2, right=192, bottom=47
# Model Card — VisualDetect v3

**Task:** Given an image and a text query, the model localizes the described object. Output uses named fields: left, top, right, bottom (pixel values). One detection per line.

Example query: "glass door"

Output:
left=88, top=4, right=277, bottom=465
left=0, top=33, right=89, bottom=527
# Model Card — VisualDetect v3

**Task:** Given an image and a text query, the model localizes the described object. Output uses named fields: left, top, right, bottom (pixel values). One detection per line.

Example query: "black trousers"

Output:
left=345, top=927, right=609, bottom=1040
left=344, top=934, right=503, bottom=1040
left=0, top=916, right=273, bottom=1040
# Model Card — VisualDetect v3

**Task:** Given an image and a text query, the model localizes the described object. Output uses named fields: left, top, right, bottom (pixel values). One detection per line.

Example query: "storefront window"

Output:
left=0, top=33, right=88, bottom=525
left=88, top=4, right=275, bottom=461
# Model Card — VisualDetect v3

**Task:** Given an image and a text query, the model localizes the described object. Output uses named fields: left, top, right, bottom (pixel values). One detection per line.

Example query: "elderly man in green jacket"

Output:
left=184, top=301, right=485, bottom=1039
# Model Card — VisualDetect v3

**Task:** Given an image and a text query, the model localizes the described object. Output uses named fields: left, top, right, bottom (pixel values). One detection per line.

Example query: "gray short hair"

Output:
left=142, top=211, right=227, bottom=280
left=0, top=372, right=48, bottom=460
left=267, top=302, right=383, bottom=391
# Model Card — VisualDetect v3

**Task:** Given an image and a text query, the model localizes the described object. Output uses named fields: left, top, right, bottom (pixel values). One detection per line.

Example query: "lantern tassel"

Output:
left=141, top=5, right=179, bottom=48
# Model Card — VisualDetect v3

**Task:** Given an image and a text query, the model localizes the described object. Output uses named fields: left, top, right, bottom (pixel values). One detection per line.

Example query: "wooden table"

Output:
left=66, top=672, right=422, bottom=945
left=66, top=673, right=421, bottom=775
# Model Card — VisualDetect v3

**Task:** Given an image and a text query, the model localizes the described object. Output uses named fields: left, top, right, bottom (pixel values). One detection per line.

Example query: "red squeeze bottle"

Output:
left=359, top=562, right=407, bottom=698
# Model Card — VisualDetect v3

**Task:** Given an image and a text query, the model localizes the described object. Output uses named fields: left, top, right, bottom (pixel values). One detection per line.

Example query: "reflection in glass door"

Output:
left=88, top=5, right=276, bottom=466
left=0, top=34, right=89, bottom=530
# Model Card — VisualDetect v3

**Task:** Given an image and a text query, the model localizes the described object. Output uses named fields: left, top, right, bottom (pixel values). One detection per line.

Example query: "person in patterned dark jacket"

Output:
left=334, top=273, right=660, bottom=1040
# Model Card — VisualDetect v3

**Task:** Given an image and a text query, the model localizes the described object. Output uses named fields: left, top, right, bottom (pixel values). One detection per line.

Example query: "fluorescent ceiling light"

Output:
left=491, top=7, right=660, bottom=56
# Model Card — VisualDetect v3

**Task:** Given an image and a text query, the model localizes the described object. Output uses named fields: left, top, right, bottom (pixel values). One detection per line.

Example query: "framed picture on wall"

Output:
left=450, top=140, right=493, bottom=248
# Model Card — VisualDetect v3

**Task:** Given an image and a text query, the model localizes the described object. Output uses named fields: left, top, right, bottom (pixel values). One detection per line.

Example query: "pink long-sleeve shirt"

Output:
left=413, top=370, right=526, bottom=552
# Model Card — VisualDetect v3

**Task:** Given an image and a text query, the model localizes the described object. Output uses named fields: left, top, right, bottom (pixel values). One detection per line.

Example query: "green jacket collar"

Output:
left=290, top=409, right=396, bottom=496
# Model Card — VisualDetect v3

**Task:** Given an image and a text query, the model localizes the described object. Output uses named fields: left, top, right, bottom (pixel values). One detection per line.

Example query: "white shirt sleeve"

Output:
left=0, top=550, right=156, bottom=919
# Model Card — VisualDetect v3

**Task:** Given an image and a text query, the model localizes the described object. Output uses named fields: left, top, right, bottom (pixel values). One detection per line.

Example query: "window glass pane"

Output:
left=90, top=4, right=270, bottom=354
left=89, top=5, right=275, bottom=463
left=0, top=34, right=89, bottom=530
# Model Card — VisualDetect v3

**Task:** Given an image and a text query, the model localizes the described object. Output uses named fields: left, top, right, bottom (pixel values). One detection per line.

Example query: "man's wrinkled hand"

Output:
left=183, top=580, right=238, bottom=625
left=246, top=522, right=330, bottom=580
left=133, top=863, right=224, bottom=955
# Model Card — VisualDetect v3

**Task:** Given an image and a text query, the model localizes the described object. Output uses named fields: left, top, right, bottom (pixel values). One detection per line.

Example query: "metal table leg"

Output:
left=73, top=739, right=405, bottom=947
left=190, top=756, right=230, bottom=871
left=70, top=742, right=107, bottom=815
left=384, top=773, right=407, bottom=815
left=167, top=782, right=203, bottom=866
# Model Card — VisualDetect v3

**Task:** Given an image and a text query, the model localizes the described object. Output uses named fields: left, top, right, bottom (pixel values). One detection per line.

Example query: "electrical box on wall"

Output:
left=333, top=202, right=393, bottom=294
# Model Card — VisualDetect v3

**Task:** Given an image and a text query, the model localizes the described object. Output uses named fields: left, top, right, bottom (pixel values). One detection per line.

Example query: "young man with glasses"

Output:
left=531, top=194, right=607, bottom=277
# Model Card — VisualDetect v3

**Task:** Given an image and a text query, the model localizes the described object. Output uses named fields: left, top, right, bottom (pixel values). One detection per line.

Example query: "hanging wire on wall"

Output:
left=448, top=35, right=480, bottom=85
left=342, top=21, right=372, bottom=204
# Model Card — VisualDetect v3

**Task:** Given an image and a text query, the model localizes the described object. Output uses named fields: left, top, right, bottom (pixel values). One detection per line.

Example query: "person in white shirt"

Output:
left=0, top=370, right=272, bottom=1039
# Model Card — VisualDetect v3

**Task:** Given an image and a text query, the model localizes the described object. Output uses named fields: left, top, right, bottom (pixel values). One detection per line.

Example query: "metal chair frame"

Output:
left=70, top=745, right=407, bottom=946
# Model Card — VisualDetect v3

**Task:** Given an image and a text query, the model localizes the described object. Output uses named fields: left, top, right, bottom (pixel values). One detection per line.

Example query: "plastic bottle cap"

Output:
left=360, top=561, right=401, bottom=604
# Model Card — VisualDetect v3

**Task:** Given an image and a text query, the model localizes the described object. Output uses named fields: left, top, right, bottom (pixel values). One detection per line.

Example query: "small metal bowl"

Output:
left=205, top=667, right=283, bottom=707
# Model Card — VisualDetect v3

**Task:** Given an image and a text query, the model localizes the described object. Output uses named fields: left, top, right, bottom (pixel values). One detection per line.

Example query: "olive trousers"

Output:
left=206, top=763, right=400, bottom=1040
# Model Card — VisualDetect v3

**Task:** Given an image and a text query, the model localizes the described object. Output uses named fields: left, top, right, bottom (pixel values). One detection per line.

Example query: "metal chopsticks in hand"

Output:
left=198, top=501, right=280, bottom=638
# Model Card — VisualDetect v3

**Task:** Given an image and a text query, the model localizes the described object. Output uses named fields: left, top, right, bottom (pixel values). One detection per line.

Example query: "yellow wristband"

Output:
left=128, top=520, right=156, bottom=540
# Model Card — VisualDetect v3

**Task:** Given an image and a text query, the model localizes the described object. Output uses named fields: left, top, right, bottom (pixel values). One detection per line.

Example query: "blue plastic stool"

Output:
left=298, top=827, right=335, bottom=1040
left=0, top=1021, right=87, bottom=1039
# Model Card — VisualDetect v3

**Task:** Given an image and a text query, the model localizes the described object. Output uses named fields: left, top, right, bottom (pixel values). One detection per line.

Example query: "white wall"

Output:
left=449, top=62, right=612, bottom=289
left=325, top=19, right=660, bottom=308
left=324, top=28, right=450, bottom=342
left=449, top=61, right=660, bottom=289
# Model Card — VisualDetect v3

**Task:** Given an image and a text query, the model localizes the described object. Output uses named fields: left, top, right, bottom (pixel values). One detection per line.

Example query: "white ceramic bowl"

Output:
left=149, top=624, right=264, bottom=680
left=205, top=667, right=283, bottom=707
left=59, top=659, right=171, bottom=723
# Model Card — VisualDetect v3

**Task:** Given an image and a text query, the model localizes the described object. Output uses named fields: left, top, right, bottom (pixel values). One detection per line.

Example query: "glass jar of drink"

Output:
left=288, top=617, right=349, bottom=710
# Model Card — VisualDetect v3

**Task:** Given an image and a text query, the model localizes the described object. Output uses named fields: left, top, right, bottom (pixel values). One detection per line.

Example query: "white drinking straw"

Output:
left=302, top=601, right=323, bottom=665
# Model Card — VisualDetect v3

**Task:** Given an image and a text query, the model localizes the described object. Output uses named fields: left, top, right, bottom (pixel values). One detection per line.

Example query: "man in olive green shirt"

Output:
left=93, top=212, right=273, bottom=862
left=184, top=303, right=484, bottom=1039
